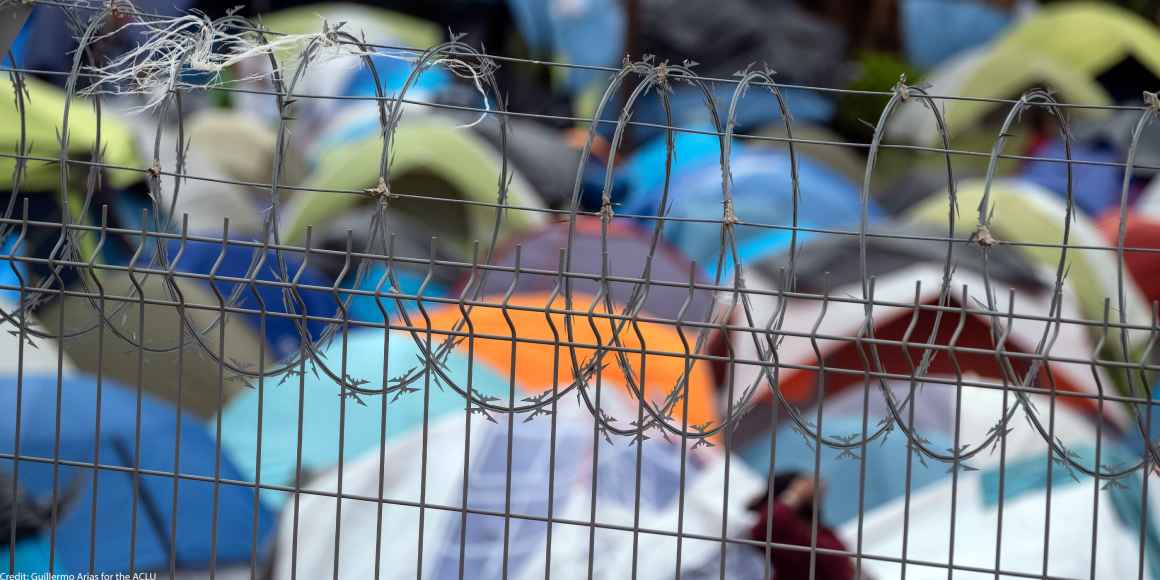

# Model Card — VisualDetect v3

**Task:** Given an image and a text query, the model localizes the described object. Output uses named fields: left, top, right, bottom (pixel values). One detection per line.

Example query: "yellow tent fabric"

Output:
left=410, top=292, right=721, bottom=431
left=904, top=178, right=1151, bottom=370
left=978, top=2, right=1160, bottom=86
left=279, top=115, right=547, bottom=252
left=951, top=1, right=1160, bottom=129
left=0, top=74, right=142, bottom=192
left=889, top=47, right=1109, bottom=145
left=891, top=3, right=1160, bottom=145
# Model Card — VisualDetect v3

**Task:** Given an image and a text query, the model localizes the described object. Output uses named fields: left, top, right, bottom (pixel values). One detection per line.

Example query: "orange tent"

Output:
left=408, top=292, right=720, bottom=430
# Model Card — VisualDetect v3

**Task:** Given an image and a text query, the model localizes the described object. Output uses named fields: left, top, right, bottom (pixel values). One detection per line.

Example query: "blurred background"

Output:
left=6, top=0, right=1160, bottom=578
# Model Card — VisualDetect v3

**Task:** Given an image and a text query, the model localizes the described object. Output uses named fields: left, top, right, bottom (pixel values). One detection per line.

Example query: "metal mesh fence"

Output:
left=3, top=1, right=1160, bottom=578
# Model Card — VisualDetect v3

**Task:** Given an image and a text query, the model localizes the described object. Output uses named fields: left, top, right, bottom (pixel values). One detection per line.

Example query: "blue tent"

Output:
left=7, top=2, right=192, bottom=84
left=218, top=328, right=511, bottom=508
left=0, top=375, right=274, bottom=573
left=164, top=239, right=339, bottom=360
left=1019, top=137, right=1126, bottom=217
left=598, top=86, right=837, bottom=149
left=505, top=0, right=624, bottom=95
left=620, top=131, right=878, bottom=275
left=337, top=262, right=450, bottom=325
left=901, top=0, right=1018, bottom=71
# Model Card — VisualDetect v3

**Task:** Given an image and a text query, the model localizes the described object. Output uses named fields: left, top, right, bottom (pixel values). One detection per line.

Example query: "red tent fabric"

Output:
left=1097, top=213, right=1160, bottom=306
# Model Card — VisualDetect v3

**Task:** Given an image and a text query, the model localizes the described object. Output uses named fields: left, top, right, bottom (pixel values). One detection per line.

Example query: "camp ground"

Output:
left=6, top=1, right=1160, bottom=577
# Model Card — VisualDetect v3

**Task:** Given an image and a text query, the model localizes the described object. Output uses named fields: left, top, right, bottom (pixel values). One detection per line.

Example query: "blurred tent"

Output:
left=268, top=391, right=766, bottom=580
left=0, top=375, right=274, bottom=574
left=416, top=292, right=721, bottom=430
left=750, top=222, right=1047, bottom=293
left=747, top=122, right=869, bottom=184
left=1094, top=213, right=1160, bottom=435
left=8, top=1, right=192, bottom=87
left=468, top=216, right=718, bottom=325
left=1017, top=135, right=1126, bottom=217
left=845, top=443, right=1160, bottom=579
left=38, top=269, right=270, bottom=417
left=739, top=403, right=954, bottom=529
left=124, top=108, right=297, bottom=235
left=222, top=288, right=720, bottom=510
left=230, top=3, right=447, bottom=133
left=0, top=74, right=149, bottom=301
left=505, top=0, right=625, bottom=96
left=891, top=2, right=1160, bottom=145
left=1071, top=107, right=1160, bottom=180
left=887, top=45, right=1109, bottom=145
left=0, top=242, right=78, bottom=376
left=1097, top=213, right=1160, bottom=307
left=1132, top=172, right=1160, bottom=218
left=899, top=0, right=1028, bottom=71
left=314, top=212, right=460, bottom=324
left=620, top=131, right=879, bottom=276
left=218, top=327, right=511, bottom=508
left=727, top=264, right=1131, bottom=447
left=741, top=376, right=1108, bottom=528
left=905, top=178, right=1152, bottom=369
left=331, top=260, right=455, bottom=325
left=465, top=114, right=585, bottom=210
left=0, top=73, right=142, bottom=194
left=279, top=115, right=548, bottom=255
left=159, top=238, right=339, bottom=359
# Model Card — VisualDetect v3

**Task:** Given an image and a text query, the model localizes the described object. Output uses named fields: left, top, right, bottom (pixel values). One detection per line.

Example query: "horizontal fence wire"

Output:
left=3, top=1, right=1160, bottom=579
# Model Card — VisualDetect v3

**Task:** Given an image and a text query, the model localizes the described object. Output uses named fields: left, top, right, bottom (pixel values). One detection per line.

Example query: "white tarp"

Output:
left=842, top=444, right=1160, bottom=579
left=270, top=391, right=770, bottom=580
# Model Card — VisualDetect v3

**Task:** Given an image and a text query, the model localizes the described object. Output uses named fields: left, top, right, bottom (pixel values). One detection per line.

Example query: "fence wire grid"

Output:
left=3, top=1, right=1160, bottom=579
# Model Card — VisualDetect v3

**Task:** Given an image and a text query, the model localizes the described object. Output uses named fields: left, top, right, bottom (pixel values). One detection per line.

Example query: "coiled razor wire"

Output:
left=2, top=0, right=1160, bottom=495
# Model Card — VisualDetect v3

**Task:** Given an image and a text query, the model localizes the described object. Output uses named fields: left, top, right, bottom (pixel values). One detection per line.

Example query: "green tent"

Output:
left=0, top=74, right=142, bottom=194
left=905, top=178, right=1152, bottom=385
left=983, top=2, right=1160, bottom=86
left=888, top=46, right=1110, bottom=145
left=279, top=115, right=548, bottom=253
left=890, top=2, right=1160, bottom=145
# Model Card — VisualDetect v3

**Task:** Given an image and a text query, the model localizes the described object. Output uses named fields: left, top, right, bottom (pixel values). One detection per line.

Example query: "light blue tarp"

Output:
left=620, top=131, right=879, bottom=275
left=218, top=328, right=511, bottom=508
left=338, top=262, right=450, bottom=324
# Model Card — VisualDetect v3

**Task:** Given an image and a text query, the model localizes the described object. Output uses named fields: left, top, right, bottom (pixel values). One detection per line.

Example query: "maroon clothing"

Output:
left=748, top=500, right=854, bottom=580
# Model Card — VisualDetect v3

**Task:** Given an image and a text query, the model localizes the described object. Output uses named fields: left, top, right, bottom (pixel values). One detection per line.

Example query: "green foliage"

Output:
left=833, top=51, right=923, bottom=142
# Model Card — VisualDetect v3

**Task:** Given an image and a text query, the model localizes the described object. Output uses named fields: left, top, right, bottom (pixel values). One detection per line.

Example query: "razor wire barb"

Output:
left=1, top=0, right=1160, bottom=485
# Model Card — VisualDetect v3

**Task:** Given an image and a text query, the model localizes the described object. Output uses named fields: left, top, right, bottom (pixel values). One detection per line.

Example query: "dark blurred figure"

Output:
left=747, top=472, right=857, bottom=580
